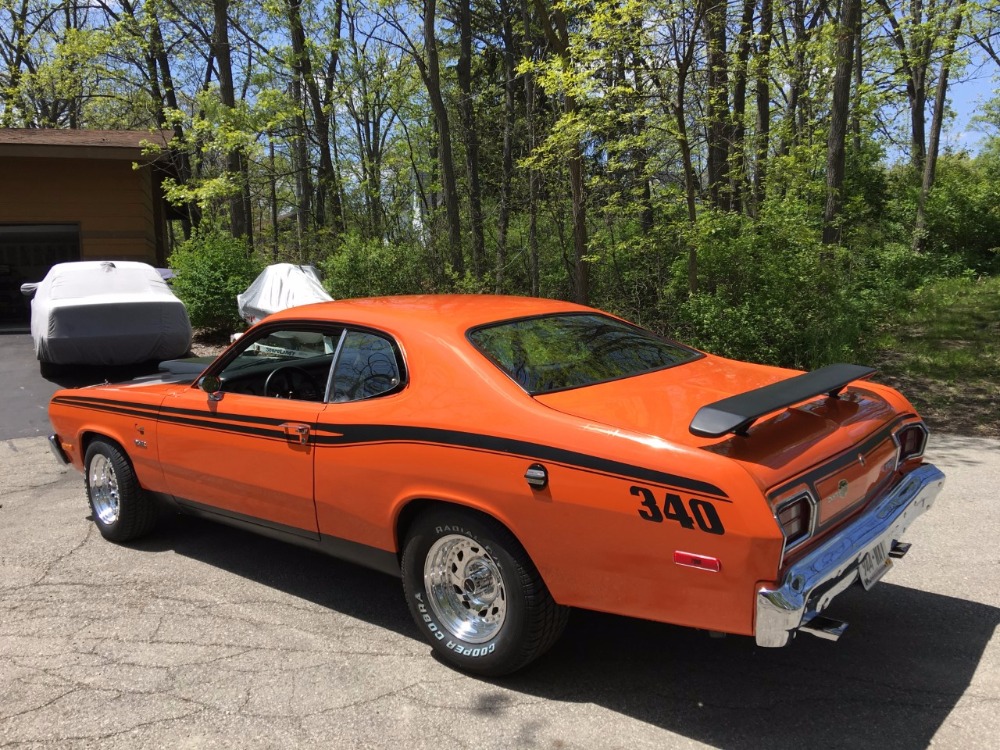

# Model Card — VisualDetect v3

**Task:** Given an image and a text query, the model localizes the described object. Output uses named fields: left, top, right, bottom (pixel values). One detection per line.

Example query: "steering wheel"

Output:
left=264, top=365, right=321, bottom=400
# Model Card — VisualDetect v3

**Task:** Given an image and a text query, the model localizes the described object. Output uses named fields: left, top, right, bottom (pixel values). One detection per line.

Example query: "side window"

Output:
left=331, top=331, right=402, bottom=402
left=217, top=327, right=341, bottom=401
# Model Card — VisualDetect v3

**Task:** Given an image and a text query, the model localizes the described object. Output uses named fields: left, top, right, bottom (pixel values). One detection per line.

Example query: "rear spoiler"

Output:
left=689, top=363, right=876, bottom=438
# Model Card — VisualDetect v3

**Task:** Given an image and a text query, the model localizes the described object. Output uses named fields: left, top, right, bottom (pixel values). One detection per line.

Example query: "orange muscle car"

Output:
left=47, top=295, right=944, bottom=675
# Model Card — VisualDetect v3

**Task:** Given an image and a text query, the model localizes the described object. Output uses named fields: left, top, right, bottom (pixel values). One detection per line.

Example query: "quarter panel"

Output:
left=312, top=395, right=783, bottom=637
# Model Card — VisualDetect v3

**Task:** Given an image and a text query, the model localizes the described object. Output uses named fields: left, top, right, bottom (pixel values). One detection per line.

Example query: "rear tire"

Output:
left=401, top=508, right=568, bottom=676
left=84, top=439, right=157, bottom=542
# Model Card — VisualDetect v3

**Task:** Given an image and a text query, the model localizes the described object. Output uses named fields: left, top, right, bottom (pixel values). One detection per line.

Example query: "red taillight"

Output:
left=897, top=424, right=928, bottom=462
left=778, top=495, right=812, bottom=545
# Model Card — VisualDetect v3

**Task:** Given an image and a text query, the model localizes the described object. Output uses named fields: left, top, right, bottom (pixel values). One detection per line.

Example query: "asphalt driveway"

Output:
left=0, top=332, right=63, bottom=439
left=0, top=331, right=160, bottom=440
left=1, top=344, right=998, bottom=749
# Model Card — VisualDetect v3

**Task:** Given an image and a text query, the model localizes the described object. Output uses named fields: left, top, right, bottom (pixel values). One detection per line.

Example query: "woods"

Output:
left=2, top=0, right=999, bottom=366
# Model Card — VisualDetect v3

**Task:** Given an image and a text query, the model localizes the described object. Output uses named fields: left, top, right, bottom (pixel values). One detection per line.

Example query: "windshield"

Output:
left=469, top=313, right=699, bottom=394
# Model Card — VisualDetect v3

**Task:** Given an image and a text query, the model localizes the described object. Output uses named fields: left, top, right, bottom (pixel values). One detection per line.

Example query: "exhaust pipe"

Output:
left=889, top=541, right=911, bottom=559
left=800, top=615, right=849, bottom=642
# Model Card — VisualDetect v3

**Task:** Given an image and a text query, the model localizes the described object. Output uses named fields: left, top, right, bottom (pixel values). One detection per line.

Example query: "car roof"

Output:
left=265, top=295, right=594, bottom=336
left=41, top=260, right=175, bottom=300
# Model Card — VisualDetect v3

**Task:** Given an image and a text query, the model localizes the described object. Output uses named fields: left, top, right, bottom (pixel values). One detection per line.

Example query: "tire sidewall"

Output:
left=84, top=441, right=126, bottom=539
left=403, top=513, right=529, bottom=674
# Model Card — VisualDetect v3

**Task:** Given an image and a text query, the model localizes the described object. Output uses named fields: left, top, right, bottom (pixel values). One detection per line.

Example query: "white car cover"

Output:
left=30, top=261, right=192, bottom=365
left=236, top=263, right=332, bottom=324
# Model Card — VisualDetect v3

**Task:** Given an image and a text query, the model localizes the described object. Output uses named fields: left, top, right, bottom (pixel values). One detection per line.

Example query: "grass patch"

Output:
left=874, top=275, right=1000, bottom=437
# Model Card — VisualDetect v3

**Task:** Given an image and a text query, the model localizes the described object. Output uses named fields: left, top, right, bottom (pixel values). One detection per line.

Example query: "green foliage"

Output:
left=661, top=204, right=912, bottom=370
left=923, top=153, right=1000, bottom=272
left=318, top=233, right=426, bottom=299
left=884, top=150, right=1000, bottom=273
left=168, top=232, right=264, bottom=332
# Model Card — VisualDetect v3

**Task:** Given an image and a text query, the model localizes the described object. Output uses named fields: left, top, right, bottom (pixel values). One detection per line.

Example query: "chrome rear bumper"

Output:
left=755, top=463, right=945, bottom=647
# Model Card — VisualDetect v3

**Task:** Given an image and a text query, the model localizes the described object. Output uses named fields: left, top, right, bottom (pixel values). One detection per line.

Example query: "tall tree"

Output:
left=700, top=0, right=732, bottom=211
left=533, top=0, right=589, bottom=304
left=824, top=0, right=862, bottom=245
left=451, top=0, right=485, bottom=278
left=753, top=0, right=774, bottom=208
left=211, top=0, right=252, bottom=244
left=285, top=0, right=345, bottom=234
left=913, top=0, right=968, bottom=251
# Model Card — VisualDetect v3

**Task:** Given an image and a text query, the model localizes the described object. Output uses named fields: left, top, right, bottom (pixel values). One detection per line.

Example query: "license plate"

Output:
left=858, top=541, right=892, bottom=590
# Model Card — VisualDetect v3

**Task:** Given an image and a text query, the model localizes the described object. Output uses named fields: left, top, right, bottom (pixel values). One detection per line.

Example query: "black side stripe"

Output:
left=310, top=424, right=729, bottom=499
left=53, top=395, right=729, bottom=499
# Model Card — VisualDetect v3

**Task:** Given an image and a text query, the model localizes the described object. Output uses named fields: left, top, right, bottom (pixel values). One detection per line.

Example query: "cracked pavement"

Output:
left=1, top=335, right=998, bottom=748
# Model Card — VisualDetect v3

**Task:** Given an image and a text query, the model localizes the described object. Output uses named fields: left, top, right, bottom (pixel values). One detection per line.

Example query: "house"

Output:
left=0, top=129, right=174, bottom=326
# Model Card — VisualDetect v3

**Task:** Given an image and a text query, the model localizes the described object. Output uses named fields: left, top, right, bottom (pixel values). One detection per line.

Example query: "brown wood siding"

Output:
left=0, top=157, right=158, bottom=263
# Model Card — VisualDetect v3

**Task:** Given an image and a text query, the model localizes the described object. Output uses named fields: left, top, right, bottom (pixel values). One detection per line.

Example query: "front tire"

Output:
left=84, top=439, right=157, bottom=542
left=401, top=508, right=568, bottom=676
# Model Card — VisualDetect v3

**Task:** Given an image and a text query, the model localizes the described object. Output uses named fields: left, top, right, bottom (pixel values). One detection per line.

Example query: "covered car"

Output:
left=28, top=260, right=192, bottom=366
left=236, top=263, right=332, bottom=325
left=47, top=296, right=943, bottom=676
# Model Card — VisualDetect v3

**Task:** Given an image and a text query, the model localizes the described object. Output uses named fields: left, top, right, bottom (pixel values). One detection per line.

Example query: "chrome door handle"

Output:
left=281, top=422, right=310, bottom=445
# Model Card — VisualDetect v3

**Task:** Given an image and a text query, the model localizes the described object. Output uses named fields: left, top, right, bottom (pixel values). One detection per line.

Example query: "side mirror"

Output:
left=198, top=375, right=223, bottom=401
left=20, top=282, right=38, bottom=298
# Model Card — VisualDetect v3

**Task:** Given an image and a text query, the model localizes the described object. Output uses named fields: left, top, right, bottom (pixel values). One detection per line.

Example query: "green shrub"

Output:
left=319, top=233, right=425, bottom=299
left=664, top=205, right=905, bottom=369
left=168, top=232, right=263, bottom=332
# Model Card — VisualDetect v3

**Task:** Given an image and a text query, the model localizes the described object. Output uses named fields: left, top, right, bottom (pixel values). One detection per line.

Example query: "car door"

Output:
left=312, top=328, right=407, bottom=547
left=155, top=323, right=344, bottom=539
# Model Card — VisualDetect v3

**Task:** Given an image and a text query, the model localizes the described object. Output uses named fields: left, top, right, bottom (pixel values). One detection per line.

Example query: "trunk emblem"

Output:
left=836, top=479, right=850, bottom=498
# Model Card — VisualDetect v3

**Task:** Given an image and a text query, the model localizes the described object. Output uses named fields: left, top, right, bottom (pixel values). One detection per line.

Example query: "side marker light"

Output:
left=674, top=551, right=721, bottom=572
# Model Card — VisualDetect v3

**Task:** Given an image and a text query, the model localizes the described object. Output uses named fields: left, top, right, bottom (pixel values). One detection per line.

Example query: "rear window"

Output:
left=469, top=313, right=699, bottom=394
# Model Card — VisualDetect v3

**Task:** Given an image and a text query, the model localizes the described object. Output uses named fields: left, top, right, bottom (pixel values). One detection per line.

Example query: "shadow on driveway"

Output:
left=129, top=509, right=998, bottom=749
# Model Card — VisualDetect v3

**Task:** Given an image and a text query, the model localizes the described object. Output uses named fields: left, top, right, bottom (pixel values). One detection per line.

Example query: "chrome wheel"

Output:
left=424, top=534, right=507, bottom=643
left=89, top=453, right=121, bottom=526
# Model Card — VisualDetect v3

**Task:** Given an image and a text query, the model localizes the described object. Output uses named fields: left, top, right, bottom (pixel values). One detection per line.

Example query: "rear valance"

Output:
left=689, top=363, right=876, bottom=438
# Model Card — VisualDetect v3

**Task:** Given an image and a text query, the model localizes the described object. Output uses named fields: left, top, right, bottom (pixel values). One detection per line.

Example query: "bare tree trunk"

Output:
left=675, top=72, right=699, bottom=294
left=285, top=0, right=344, bottom=235
left=700, top=0, right=731, bottom=210
left=753, top=0, right=773, bottom=210
left=290, top=74, right=313, bottom=244
left=534, top=0, right=589, bottom=304
left=522, top=0, right=540, bottom=297
left=876, top=0, right=932, bottom=174
left=730, top=0, right=756, bottom=214
left=496, top=0, right=517, bottom=293
left=455, top=0, right=485, bottom=279
left=122, top=0, right=200, bottom=236
left=212, top=0, right=252, bottom=247
left=823, top=0, right=861, bottom=246
left=852, top=6, right=863, bottom=153
left=269, top=140, right=279, bottom=260
left=423, top=0, right=464, bottom=275
left=914, top=0, right=967, bottom=252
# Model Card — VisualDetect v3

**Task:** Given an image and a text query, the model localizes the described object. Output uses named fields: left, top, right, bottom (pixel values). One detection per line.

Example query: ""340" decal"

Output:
left=631, top=486, right=725, bottom=535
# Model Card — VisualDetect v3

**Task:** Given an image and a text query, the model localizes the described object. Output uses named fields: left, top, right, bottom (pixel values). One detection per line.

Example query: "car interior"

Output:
left=214, top=326, right=402, bottom=403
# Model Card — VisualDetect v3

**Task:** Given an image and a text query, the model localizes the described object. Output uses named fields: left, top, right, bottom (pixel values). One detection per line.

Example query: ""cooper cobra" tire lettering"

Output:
left=446, top=640, right=496, bottom=656
left=632, top=486, right=726, bottom=535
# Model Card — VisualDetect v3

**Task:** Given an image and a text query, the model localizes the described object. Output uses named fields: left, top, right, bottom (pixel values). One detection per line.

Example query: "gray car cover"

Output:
left=30, top=261, right=192, bottom=365
left=236, top=264, right=332, bottom=325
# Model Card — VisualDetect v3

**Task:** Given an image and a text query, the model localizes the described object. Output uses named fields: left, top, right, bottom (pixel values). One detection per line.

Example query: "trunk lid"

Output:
left=533, top=354, right=904, bottom=501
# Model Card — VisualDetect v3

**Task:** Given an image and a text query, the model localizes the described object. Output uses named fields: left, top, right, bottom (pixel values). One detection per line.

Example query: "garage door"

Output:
left=0, top=225, right=80, bottom=326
